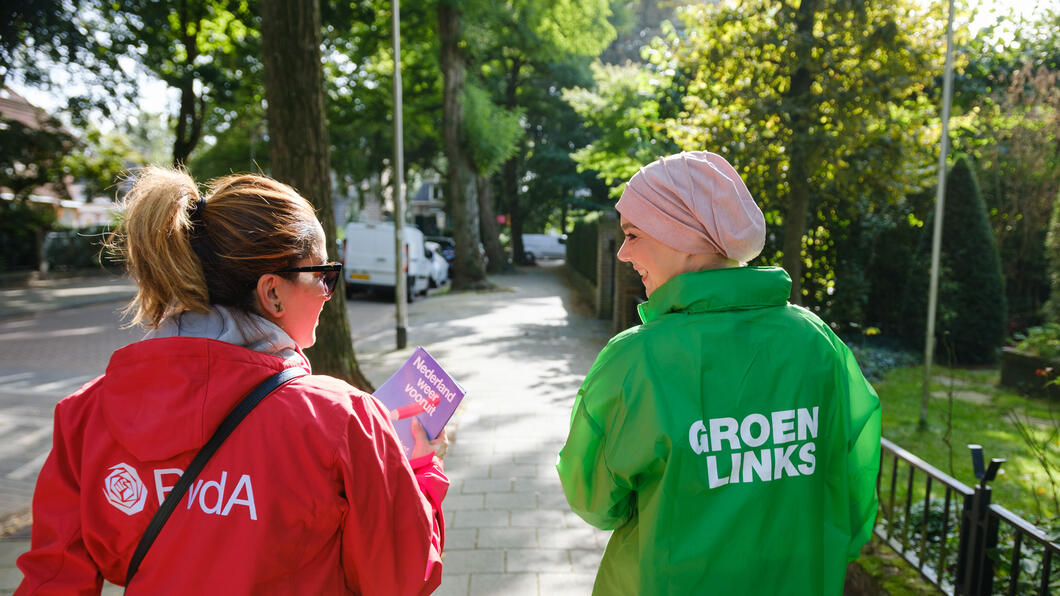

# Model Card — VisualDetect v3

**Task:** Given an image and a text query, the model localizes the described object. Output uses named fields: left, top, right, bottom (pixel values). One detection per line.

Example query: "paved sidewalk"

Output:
left=354, top=264, right=614, bottom=595
left=0, top=264, right=616, bottom=595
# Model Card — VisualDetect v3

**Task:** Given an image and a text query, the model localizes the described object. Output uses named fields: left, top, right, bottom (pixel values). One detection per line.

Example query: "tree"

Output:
left=0, top=111, right=77, bottom=201
left=260, top=0, right=372, bottom=390
left=564, top=61, right=679, bottom=196
left=665, top=0, right=948, bottom=304
left=2, top=1, right=131, bottom=121
left=901, top=155, right=1007, bottom=364
left=438, top=0, right=487, bottom=288
left=571, top=0, right=947, bottom=307
left=323, top=1, right=444, bottom=225
left=1044, top=190, right=1060, bottom=325
left=469, top=0, right=614, bottom=265
left=66, top=113, right=173, bottom=199
left=951, top=8, right=1060, bottom=330
left=103, top=0, right=261, bottom=166
left=461, top=83, right=523, bottom=272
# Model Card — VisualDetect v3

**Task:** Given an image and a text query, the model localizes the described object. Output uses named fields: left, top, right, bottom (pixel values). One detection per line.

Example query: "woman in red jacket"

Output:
left=16, top=167, right=448, bottom=595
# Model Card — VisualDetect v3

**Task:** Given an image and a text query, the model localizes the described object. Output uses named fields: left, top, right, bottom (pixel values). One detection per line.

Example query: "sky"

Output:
left=6, top=0, right=1057, bottom=125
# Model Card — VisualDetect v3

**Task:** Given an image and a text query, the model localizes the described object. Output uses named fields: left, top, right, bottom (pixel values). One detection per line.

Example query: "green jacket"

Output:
left=557, top=267, right=881, bottom=595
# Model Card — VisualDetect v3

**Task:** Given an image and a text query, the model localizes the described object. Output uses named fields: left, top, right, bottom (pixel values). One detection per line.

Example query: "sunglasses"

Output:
left=271, top=262, right=343, bottom=297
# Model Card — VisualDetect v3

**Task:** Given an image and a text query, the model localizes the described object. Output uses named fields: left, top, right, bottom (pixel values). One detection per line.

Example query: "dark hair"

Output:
left=110, top=167, right=321, bottom=328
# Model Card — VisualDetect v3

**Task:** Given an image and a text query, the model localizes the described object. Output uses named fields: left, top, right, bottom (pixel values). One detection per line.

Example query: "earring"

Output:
left=274, top=302, right=283, bottom=313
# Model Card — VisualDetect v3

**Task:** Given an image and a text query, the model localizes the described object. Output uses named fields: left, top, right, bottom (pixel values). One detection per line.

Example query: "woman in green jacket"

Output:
left=556, top=151, right=881, bottom=595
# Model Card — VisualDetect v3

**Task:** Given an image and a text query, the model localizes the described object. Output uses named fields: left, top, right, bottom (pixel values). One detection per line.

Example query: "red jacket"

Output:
left=16, top=337, right=447, bottom=595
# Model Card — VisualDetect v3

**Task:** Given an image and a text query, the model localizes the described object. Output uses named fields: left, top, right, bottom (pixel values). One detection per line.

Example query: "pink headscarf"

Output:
left=615, top=151, right=766, bottom=263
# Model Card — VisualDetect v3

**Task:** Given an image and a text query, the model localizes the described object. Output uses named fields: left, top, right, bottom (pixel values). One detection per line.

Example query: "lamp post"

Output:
left=392, top=0, right=408, bottom=349
left=921, top=0, right=956, bottom=430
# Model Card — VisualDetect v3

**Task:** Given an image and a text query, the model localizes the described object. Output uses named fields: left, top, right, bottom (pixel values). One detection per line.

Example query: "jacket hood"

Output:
left=638, top=266, right=791, bottom=323
left=100, top=337, right=306, bottom=461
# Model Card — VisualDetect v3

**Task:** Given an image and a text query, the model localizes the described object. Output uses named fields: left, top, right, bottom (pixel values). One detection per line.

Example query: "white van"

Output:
left=522, top=233, right=567, bottom=262
left=343, top=221, right=430, bottom=299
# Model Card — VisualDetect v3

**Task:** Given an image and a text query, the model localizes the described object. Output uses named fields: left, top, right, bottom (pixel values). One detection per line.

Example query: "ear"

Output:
left=255, top=273, right=286, bottom=321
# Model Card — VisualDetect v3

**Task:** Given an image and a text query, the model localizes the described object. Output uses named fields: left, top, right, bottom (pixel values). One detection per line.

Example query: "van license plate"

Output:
left=350, top=273, right=370, bottom=280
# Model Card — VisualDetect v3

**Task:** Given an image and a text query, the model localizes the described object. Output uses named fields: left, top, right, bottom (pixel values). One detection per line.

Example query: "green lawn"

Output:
left=854, top=361, right=1059, bottom=594
left=875, top=365, right=1059, bottom=523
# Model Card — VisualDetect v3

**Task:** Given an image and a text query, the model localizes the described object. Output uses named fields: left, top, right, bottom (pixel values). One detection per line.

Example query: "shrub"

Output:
left=0, top=198, right=56, bottom=272
left=900, top=155, right=1007, bottom=364
left=43, top=225, right=120, bottom=271
left=1043, top=190, right=1060, bottom=325
left=1011, top=323, right=1060, bottom=361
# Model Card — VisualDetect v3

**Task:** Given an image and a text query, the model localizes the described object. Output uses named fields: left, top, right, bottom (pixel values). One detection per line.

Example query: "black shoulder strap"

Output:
left=125, top=367, right=307, bottom=587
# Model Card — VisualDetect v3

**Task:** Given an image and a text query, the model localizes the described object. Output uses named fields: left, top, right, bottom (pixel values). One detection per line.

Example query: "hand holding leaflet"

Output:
left=373, top=347, right=466, bottom=459
left=410, top=418, right=448, bottom=460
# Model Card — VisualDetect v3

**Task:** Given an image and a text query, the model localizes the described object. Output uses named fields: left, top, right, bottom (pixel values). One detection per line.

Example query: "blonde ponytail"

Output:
left=110, top=167, right=321, bottom=328
left=111, top=166, right=210, bottom=328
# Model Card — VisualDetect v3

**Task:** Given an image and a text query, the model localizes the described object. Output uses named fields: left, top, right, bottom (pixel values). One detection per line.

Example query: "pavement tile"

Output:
left=477, top=528, right=536, bottom=549
left=537, top=491, right=570, bottom=510
left=489, top=463, right=538, bottom=480
left=527, top=464, right=553, bottom=479
left=440, top=549, right=505, bottom=573
left=593, top=529, right=612, bottom=549
left=539, top=572, right=597, bottom=595
left=447, top=464, right=492, bottom=481
left=469, top=572, right=538, bottom=596
left=511, top=477, right=557, bottom=493
left=441, top=455, right=475, bottom=469
left=562, top=510, right=588, bottom=528
left=461, top=478, right=512, bottom=494
left=450, top=509, right=509, bottom=529
left=513, top=450, right=559, bottom=465
left=443, top=493, right=485, bottom=511
left=569, top=548, right=606, bottom=573
left=535, top=527, right=597, bottom=550
left=485, top=492, right=537, bottom=510
left=442, top=528, right=477, bottom=550
left=511, top=510, right=565, bottom=528
left=433, top=573, right=470, bottom=596
left=451, top=439, right=497, bottom=455
left=0, top=557, right=24, bottom=591
left=505, top=548, right=571, bottom=573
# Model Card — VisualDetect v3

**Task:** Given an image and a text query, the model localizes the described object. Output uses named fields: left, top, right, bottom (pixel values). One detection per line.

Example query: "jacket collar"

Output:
left=637, top=266, right=792, bottom=323
left=145, top=304, right=309, bottom=370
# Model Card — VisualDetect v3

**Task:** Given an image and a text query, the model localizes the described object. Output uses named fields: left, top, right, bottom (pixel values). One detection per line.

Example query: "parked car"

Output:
left=425, top=235, right=455, bottom=266
left=522, top=233, right=567, bottom=263
left=424, top=240, right=450, bottom=288
left=342, top=221, right=430, bottom=300
left=425, top=235, right=488, bottom=270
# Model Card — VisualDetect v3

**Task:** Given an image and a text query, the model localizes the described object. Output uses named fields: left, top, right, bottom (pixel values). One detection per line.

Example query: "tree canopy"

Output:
left=5, top=0, right=1060, bottom=348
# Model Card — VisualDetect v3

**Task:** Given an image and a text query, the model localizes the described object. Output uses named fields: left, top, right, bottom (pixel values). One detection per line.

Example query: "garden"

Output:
left=847, top=339, right=1059, bottom=594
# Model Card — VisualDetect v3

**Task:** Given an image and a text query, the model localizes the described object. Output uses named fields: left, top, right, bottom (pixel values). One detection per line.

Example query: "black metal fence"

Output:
left=875, top=437, right=1059, bottom=595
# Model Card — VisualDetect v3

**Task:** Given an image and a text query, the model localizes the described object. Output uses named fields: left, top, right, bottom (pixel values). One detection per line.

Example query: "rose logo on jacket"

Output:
left=104, top=463, right=148, bottom=515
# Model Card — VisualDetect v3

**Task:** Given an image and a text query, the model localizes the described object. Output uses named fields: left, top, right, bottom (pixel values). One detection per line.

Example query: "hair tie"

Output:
left=191, top=197, right=206, bottom=220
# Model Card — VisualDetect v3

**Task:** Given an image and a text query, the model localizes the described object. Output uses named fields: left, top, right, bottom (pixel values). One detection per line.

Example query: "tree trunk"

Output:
left=172, top=81, right=203, bottom=166
left=439, top=1, right=485, bottom=288
left=501, top=57, right=528, bottom=265
left=780, top=0, right=820, bottom=305
left=477, top=175, right=507, bottom=273
left=505, top=157, right=525, bottom=263
left=172, top=3, right=202, bottom=166
left=260, top=0, right=372, bottom=391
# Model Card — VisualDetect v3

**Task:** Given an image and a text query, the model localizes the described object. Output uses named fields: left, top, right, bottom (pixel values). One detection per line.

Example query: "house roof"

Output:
left=1, top=88, right=53, bottom=129
left=0, top=87, right=78, bottom=200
